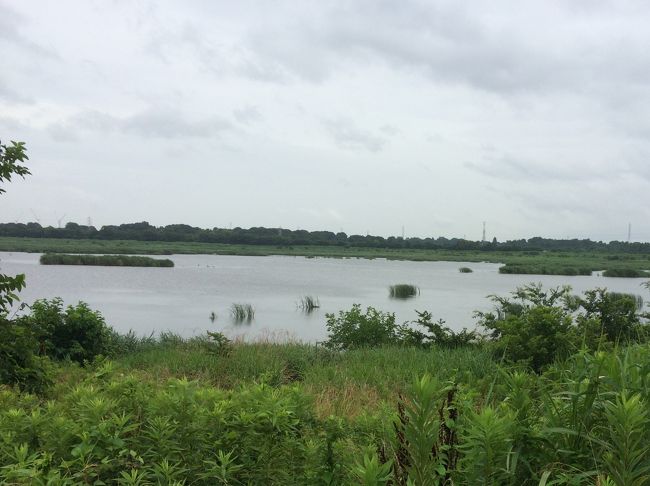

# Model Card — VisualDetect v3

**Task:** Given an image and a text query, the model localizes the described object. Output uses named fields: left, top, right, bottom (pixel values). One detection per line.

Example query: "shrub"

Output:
left=24, top=298, right=112, bottom=364
left=400, top=310, right=476, bottom=348
left=0, top=317, right=52, bottom=393
left=324, top=304, right=400, bottom=350
left=578, top=289, right=642, bottom=342
left=458, top=267, right=473, bottom=273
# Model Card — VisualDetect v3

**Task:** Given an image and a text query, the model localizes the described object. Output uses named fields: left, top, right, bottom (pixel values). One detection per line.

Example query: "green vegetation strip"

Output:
left=3, top=236, right=650, bottom=277
left=498, top=263, right=593, bottom=276
left=39, top=253, right=174, bottom=267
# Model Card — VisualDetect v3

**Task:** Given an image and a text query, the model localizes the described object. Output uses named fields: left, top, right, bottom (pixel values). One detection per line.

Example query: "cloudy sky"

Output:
left=1, top=0, right=650, bottom=241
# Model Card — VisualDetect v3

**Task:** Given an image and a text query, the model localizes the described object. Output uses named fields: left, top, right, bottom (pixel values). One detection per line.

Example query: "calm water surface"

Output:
left=1, top=252, right=647, bottom=342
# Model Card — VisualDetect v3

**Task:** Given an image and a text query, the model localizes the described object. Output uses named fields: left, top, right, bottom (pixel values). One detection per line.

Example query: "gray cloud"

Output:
left=0, top=79, right=32, bottom=104
left=233, top=105, right=262, bottom=125
left=51, top=108, right=233, bottom=140
left=322, top=118, right=390, bottom=153
left=234, top=0, right=650, bottom=97
left=0, top=3, right=59, bottom=59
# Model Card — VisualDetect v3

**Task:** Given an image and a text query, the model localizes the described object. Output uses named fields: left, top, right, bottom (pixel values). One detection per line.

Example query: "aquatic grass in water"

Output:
left=459, top=267, right=473, bottom=273
left=298, top=295, right=320, bottom=312
left=230, top=303, right=255, bottom=323
left=39, top=253, right=174, bottom=267
left=389, top=283, right=419, bottom=299
left=603, top=268, right=650, bottom=278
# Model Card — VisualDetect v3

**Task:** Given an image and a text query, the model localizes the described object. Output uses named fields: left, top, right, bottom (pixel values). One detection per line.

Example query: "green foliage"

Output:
left=389, top=284, right=419, bottom=299
left=477, top=284, right=650, bottom=372
left=24, top=298, right=113, bottom=363
left=352, top=450, right=393, bottom=485
left=601, top=394, right=650, bottom=485
left=484, top=305, right=574, bottom=372
left=0, top=370, right=353, bottom=484
left=324, top=304, right=399, bottom=350
left=392, top=375, right=458, bottom=485
left=399, top=310, right=476, bottom=349
left=458, top=267, right=473, bottom=273
left=40, top=253, right=174, bottom=267
left=578, top=289, right=642, bottom=342
left=0, top=316, right=52, bottom=393
left=0, top=140, right=30, bottom=194
left=0, top=139, right=30, bottom=315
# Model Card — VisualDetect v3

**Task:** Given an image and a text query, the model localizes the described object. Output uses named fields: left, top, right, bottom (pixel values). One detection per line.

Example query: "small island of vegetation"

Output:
left=39, top=253, right=174, bottom=267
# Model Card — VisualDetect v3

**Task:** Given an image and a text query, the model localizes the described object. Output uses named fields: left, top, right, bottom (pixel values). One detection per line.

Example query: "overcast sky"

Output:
left=1, top=1, right=650, bottom=241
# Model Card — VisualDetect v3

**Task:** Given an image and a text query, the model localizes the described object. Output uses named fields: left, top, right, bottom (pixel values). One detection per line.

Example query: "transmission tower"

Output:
left=482, top=221, right=486, bottom=243
left=628, top=222, right=632, bottom=243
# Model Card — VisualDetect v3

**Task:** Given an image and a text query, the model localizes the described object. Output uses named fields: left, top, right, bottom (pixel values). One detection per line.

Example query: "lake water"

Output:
left=1, top=251, right=648, bottom=342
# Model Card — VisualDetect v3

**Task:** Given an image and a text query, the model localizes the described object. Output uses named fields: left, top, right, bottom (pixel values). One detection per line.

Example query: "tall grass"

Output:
left=499, top=263, right=592, bottom=276
left=603, top=268, right=650, bottom=278
left=230, top=303, right=255, bottom=322
left=39, top=253, right=174, bottom=267
left=389, top=283, right=419, bottom=298
left=298, top=295, right=320, bottom=312
left=459, top=266, right=473, bottom=273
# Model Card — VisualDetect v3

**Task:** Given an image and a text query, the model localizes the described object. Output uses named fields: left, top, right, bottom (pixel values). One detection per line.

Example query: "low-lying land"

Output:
left=39, top=253, right=174, bottom=267
left=3, top=236, right=650, bottom=276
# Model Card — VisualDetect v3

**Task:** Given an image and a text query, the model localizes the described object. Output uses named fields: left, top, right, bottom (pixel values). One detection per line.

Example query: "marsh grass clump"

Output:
left=40, top=253, right=174, bottom=267
left=459, top=267, right=473, bottom=273
left=603, top=268, right=650, bottom=278
left=298, top=295, right=320, bottom=312
left=499, top=264, right=592, bottom=276
left=389, top=283, right=419, bottom=299
left=230, top=303, right=255, bottom=323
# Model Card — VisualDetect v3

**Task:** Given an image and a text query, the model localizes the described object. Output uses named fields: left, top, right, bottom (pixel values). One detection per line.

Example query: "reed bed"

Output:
left=39, top=253, right=174, bottom=267
left=603, top=268, right=650, bottom=278
left=388, top=283, right=419, bottom=298
left=230, top=303, right=255, bottom=322
left=298, top=295, right=320, bottom=312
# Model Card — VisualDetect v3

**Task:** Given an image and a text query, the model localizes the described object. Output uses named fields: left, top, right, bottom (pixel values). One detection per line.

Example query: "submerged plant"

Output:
left=389, top=284, right=419, bottom=299
left=230, top=303, right=255, bottom=323
left=298, top=296, right=320, bottom=313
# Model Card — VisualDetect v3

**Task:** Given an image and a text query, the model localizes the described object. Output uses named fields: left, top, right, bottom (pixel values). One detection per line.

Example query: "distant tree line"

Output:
left=0, top=221, right=648, bottom=253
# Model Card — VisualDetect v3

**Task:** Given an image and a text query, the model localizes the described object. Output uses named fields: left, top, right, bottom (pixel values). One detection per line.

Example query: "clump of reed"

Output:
left=298, top=296, right=320, bottom=313
left=499, top=264, right=592, bottom=276
left=389, top=284, right=419, bottom=299
left=458, top=267, right=473, bottom=273
left=40, top=253, right=174, bottom=267
left=230, top=303, right=255, bottom=323
left=603, top=268, right=650, bottom=278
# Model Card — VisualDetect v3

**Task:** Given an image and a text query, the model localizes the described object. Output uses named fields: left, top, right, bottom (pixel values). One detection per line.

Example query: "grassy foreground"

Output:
left=3, top=236, right=650, bottom=275
left=3, top=337, right=650, bottom=484
left=39, top=253, right=174, bottom=267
